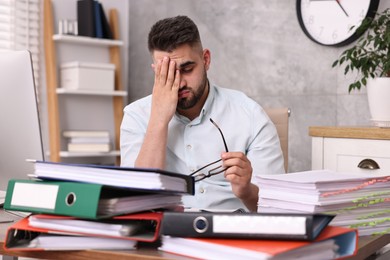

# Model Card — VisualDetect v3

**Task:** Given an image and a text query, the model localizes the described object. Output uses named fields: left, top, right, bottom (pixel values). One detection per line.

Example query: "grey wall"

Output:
left=127, top=0, right=390, bottom=173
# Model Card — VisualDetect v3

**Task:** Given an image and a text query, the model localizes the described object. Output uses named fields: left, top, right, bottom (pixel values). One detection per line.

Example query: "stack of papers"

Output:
left=256, top=170, right=390, bottom=236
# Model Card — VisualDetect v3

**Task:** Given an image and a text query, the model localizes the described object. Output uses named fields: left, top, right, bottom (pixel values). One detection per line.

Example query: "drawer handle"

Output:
left=357, top=159, right=380, bottom=170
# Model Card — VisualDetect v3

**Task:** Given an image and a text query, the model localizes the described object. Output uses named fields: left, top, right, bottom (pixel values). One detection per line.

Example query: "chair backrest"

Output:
left=264, top=108, right=290, bottom=172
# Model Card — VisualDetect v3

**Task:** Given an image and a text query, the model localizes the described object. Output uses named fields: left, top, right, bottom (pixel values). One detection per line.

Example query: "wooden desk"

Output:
left=1, top=210, right=389, bottom=260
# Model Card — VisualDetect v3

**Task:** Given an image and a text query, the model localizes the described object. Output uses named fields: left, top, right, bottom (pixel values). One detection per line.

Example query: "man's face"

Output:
left=152, top=44, right=210, bottom=110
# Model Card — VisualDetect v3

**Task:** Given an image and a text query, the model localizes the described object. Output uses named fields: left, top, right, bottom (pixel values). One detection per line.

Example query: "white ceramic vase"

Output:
left=367, top=77, right=390, bottom=127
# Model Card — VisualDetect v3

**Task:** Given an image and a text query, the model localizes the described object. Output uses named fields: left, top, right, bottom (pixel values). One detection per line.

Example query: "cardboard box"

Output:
left=60, top=61, right=115, bottom=91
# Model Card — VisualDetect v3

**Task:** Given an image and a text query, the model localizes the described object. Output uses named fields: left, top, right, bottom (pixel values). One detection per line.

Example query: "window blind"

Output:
left=0, top=0, right=41, bottom=88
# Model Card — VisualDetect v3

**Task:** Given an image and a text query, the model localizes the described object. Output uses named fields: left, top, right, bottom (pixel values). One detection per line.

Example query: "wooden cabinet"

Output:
left=43, top=0, right=126, bottom=165
left=309, top=126, right=390, bottom=174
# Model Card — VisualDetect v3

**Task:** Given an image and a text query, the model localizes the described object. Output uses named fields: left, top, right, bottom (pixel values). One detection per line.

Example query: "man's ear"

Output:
left=203, top=49, right=211, bottom=71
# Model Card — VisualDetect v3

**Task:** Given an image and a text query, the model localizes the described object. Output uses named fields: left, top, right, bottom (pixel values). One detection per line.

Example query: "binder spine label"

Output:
left=11, top=182, right=59, bottom=209
left=213, top=215, right=307, bottom=235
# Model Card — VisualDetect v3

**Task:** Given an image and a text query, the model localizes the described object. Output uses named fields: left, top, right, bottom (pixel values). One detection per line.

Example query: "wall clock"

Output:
left=296, top=0, right=380, bottom=47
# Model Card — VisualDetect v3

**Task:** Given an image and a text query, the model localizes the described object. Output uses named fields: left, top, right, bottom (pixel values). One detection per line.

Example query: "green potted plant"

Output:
left=332, top=8, right=390, bottom=127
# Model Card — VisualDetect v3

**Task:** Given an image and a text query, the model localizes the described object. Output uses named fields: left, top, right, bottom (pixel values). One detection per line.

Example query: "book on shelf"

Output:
left=67, top=143, right=111, bottom=152
left=98, top=1, right=113, bottom=39
left=31, top=160, right=194, bottom=195
left=63, top=130, right=109, bottom=138
left=256, top=169, right=390, bottom=236
left=4, top=179, right=182, bottom=219
left=94, top=0, right=103, bottom=38
left=69, top=136, right=110, bottom=144
left=77, top=0, right=96, bottom=37
left=159, top=225, right=358, bottom=260
left=161, top=212, right=334, bottom=241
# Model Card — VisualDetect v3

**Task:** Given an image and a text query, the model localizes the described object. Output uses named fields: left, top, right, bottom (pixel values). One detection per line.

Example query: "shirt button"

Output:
left=199, top=187, right=205, bottom=193
left=186, top=145, right=192, bottom=149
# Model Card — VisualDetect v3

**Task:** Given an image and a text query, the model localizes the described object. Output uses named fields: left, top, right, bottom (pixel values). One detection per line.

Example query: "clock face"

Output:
left=297, top=0, right=380, bottom=46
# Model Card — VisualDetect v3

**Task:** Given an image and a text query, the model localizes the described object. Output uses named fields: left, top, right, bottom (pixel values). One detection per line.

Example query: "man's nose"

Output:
left=179, top=77, right=187, bottom=88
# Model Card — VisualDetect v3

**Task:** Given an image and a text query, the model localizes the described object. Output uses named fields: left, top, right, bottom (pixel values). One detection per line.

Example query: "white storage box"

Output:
left=60, top=61, right=115, bottom=91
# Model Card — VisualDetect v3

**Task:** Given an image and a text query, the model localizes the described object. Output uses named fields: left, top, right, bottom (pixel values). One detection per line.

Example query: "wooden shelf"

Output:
left=59, top=150, right=120, bottom=158
left=56, top=88, right=127, bottom=96
left=53, top=34, right=123, bottom=46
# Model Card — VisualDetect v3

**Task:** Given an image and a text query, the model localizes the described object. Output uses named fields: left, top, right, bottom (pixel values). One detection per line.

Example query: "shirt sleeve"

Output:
left=120, top=103, right=148, bottom=167
left=247, top=105, right=286, bottom=180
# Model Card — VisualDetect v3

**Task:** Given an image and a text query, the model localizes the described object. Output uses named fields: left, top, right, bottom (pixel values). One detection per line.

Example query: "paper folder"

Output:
left=4, top=212, right=162, bottom=251
left=33, top=160, right=194, bottom=195
left=4, top=216, right=147, bottom=251
left=4, top=179, right=181, bottom=219
left=4, top=211, right=162, bottom=250
left=161, top=212, right=335, bottom=240
left=160, top=225, right=358, bottom=259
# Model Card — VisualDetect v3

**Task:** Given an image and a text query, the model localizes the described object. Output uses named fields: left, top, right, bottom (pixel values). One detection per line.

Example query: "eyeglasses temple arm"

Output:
left=210, top=118, right=229, bottom=152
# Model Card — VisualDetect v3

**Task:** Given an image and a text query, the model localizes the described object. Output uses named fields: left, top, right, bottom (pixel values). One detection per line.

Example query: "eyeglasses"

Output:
left=190, top=118, right=229, bottom=182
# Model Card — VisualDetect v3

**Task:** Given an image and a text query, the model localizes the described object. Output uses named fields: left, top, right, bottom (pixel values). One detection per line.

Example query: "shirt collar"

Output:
left=174, top=81, right=216, bottom=125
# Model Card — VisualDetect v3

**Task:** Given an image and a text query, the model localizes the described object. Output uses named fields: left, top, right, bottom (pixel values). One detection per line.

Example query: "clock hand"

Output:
left=335, top=0, right=349, bottom=17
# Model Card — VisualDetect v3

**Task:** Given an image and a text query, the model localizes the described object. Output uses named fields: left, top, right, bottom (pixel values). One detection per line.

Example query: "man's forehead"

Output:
left=152, top=45, right=200, bottom=64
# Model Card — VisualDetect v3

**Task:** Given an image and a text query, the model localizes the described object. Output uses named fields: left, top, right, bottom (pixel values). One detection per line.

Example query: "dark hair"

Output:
left=148, top=15, right=202, bottom=52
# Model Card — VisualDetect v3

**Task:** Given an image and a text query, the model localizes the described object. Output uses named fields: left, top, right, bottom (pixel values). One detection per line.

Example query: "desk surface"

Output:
left=309, top=126, right=390, bottom=140
left=1, top=210, right=389, bottom=260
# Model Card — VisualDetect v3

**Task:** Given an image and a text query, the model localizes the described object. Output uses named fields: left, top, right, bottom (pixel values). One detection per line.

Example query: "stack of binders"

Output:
left=256, top=169, right=390, bottom=236
left=3, top=160, right=194, bottom=251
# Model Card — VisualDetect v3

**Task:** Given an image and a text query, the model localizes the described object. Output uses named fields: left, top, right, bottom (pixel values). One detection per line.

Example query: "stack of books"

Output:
left=256, top=170, right=390, bottom=236
left=3, top=160, right=194, bottom=251
left=77, top=0, right=112, bottom=39
left=63, top=130, right=111, bottom=152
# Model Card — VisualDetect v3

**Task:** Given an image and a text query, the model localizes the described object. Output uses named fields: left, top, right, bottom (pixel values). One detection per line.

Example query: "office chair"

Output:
left=264, top=107, right=290, bottom=172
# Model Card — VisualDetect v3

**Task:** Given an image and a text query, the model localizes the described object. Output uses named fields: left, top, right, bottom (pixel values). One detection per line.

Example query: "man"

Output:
left=120, top=15, right=285, bottom=212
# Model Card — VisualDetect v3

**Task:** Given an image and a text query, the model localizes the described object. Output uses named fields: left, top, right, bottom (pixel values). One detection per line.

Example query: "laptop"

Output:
left=0, top=50, right=45, bottom=194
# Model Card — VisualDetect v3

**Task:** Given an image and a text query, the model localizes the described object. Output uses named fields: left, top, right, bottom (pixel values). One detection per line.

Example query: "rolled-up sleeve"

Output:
left=120, top=97, right=151, bottom=167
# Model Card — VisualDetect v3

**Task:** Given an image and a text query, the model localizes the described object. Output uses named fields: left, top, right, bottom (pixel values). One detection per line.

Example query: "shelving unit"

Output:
left=43, top=0, right=125, bottom=165
left=53, top=34, right=123, bottom=46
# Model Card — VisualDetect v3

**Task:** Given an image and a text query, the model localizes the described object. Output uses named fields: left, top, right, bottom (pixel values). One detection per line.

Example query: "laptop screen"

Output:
left=0, top=50, right=44, bottom=191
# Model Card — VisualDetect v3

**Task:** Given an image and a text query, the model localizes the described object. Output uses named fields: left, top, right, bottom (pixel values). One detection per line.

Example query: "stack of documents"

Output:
left=3, top=160, right=195, bottom=251
left=256, top=170, right=390, bottom=236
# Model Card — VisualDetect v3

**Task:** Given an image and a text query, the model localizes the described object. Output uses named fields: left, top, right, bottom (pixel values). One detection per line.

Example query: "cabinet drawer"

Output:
left=323, top=138, right=390, bottom=174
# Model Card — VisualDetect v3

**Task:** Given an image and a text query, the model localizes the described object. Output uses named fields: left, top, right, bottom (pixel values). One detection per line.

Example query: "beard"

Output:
left=177, top=72, right=208, bottom=110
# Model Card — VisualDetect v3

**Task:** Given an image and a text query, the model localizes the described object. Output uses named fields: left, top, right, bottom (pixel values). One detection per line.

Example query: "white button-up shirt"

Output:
left=120, top=83, right=285, bottom=211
